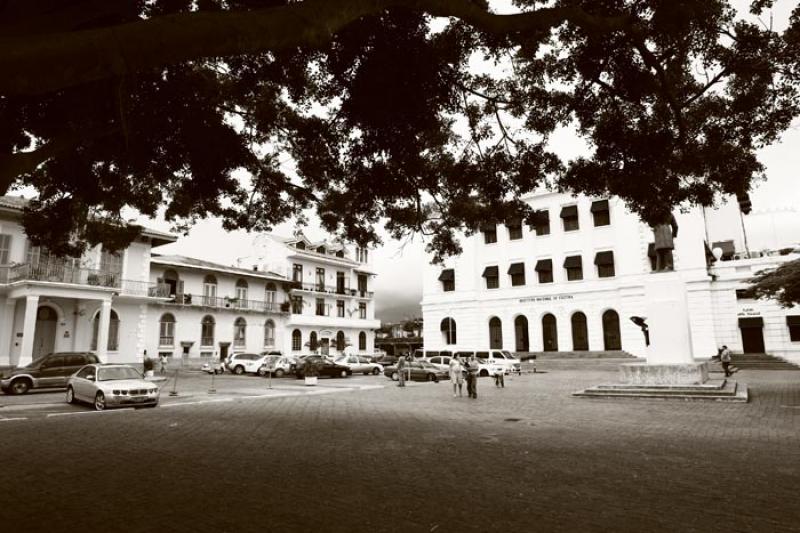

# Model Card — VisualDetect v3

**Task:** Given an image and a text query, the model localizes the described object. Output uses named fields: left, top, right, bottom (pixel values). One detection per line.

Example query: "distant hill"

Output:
left=375, top=297, right=421, bottom=323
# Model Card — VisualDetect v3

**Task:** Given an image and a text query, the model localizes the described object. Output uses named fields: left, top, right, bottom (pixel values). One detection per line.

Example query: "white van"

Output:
left=451, top=349, right=521, bottom=375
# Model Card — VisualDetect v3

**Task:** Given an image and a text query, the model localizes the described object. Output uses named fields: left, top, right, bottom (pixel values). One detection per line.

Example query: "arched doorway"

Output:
left=33, top=306, right=57, bottom=359
left=571, top=312, right=588, bottom=351
left=489, top=317, right=503, bottom=349
left=514, top=315, right=529, bottom=352
left=542, top=313, right=558, bottom=351
left=602, top=310, right=621, bottom=350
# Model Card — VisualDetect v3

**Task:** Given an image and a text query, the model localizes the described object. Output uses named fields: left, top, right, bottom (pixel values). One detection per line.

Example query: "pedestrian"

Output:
left=465, top=354, right=479, bottom=399
left=397, top=355, right=406, bottom=387
left=494, top=369, right=505, bottom=388
left=449, top=356, right=464, bottom=397
left=159, top=353, right=168, bottom=375
left=720, top=345, right=733, bottom=377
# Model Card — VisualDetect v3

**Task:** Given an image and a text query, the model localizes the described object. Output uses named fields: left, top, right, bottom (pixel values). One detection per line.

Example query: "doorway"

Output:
left=542, top=313, right=558, bottom=351
left=219, top=342, right=230, bottom=361
left=739, top=317, right=765, bottom=353
left=514, top=315, right=529, bottom=352
left=602, top=310, right=621, bottom=350
left=33, top=306, right=57, bottom=359
left=571, top=312, right=589, bottom=351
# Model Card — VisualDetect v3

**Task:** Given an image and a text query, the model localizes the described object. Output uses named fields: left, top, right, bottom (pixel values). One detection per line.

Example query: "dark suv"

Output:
left=0, top=352, right=101, bottom=395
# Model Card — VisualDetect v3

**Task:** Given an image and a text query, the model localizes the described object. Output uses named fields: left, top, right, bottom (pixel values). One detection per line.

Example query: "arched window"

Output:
left=440, top=317, right=457, bottom=345
left=235, top=279, right=249, bottom=308
left=159, top=313, right=176, bottom=346
left=292, top=329, right=302, bottom=351
left=359, top=331, right=367, bottom=351
left=234, top=317, right=247, bottom=348
left=309, top=331, right=318, bottom=351
left=264, top=319, right=275, bottom=347
left=489, top=317, right=503, bottom=349
left=602, top=310, right=622, bottom=350
left=316, top=245, right=326, bottom=254
left=336, top=331, right=345, bottom=351
left=91, top=309, right=120, bottom=351
left=514, top=315, right=529, bottom=352
left=203, top=275, right=217, bottom=305
left=542, top=313, right=558, bottom=351
left=201, top=315, right=215, bottom=346
left=265, top=282, right=277, bottom=310
left=571, top=312, right=589, bottom=351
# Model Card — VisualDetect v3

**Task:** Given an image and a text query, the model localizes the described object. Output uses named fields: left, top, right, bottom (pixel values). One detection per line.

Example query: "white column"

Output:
left=95, top=299, right=112, bottom=362
left=18, top=295, right=39, bottom=366
left=0, top=300, right=16, bottom=365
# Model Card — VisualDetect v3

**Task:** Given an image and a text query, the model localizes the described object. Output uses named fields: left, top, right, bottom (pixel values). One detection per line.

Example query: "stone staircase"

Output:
left=709, top=353, right=800, bottom=371
left=573, top=379, right=749, bottom=402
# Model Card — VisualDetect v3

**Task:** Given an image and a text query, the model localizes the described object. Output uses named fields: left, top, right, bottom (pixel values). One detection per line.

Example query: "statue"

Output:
left=651, top=214, right=678, bottom=271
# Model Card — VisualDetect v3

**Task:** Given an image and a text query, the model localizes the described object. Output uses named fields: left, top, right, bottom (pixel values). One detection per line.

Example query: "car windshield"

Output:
left=98, top=367, right=142, bottom=381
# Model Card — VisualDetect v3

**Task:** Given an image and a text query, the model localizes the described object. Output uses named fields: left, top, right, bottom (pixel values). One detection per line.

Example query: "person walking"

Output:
left=397, top=355, right=406, bottom=387
left=494, top=369, right=505, bottom=388
left=720, top=345, right=733, bottom=377
left=449, top=356, right=464, bottom=397
left=465, top=354, right=479, bottom=399
left=159, top=353, right=168, bottom=375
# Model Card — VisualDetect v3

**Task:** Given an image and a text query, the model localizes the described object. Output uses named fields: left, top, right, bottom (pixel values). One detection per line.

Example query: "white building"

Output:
left=421, top=191, right=800, bottom=365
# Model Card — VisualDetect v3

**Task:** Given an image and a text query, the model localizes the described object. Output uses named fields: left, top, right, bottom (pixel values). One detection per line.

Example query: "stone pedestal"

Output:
left=619, top=362, right=709, bottom=386
left=644, top=274, right=694, bottom=365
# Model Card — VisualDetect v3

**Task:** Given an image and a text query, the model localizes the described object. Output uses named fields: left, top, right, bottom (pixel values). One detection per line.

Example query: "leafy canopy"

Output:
left=749, top=257, right=800, bottom=307
left=1, top=0, right=799, bottom=261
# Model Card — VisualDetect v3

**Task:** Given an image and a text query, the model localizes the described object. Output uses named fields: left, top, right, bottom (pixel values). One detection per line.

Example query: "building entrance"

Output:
left=602, top=310, right=621, bottom=350
left=739, top=317, right=765, bottom=353
left=542, top=314, right=558, bottom=351
left=33, top=306, right=57, bottom=359
left=514, top=316, right=529, bottom=352
left=219, top=342, right=230, bottom=361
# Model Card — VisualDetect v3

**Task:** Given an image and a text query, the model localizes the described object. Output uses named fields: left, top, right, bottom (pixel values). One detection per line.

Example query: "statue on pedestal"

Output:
left=651, top=214, right=678, bottom=271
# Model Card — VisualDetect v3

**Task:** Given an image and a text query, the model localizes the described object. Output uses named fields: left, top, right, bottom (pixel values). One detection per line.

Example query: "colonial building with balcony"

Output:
left=0, top=196, right=177, bottom=366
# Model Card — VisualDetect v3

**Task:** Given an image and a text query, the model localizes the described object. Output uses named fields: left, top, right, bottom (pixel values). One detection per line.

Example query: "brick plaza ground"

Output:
left=1, top=361, right=799, bottom=532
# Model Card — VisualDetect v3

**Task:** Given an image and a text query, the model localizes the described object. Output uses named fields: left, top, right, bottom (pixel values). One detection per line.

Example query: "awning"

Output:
left=787, top=316, right=800, bottom=326
left=594, top=251, right=614, bottom=266
left=647, top=243, right=656, bottom=258
left=590, top=199, right=609, bottom=213
left=482, top=266, right=499, bottom=278
left=438, top=269, right=454, bottom=282
left=563, top=255, right=582, bottom=269
left=712, top=240, right=736, bottom=259
left=535, top=259, right=553, bottom=272
left=738, top=317, right=763, bottom=328
left=507, top=263, right=525, bottom=275
left=529, top=210, right=549, bottom=227
left=560, top=205, right=578, bottom=219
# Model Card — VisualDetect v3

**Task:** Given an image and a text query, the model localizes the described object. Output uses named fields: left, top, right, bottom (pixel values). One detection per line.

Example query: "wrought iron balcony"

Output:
left=159, top=293, right=287, bottom=313
left=8, top=261, right=121, bottom=288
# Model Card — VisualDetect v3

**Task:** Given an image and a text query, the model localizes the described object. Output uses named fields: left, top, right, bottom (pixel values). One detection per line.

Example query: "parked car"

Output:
left=375, top=355, right=399, bottom=368
left=200, top=360, right=225, bottom=374
left=257, top=355, right=298, bottom=377
left=226, top=352, right=269, bottom=375
left=334, top=355, right=383, bottom=375
left=1, top=352, right=101, bottom=395
left=295, top=356, right=352, bottom=379
left=66, top=364, right=159, bottom=411
left=383, top=361, right=448, bottom=382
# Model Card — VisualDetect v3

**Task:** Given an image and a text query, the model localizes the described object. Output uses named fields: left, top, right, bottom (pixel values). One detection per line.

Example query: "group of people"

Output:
left=395, top=354, right=505, bottom=399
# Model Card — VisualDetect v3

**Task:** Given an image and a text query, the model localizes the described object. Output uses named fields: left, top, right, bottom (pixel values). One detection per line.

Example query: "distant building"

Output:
left=375, top=319, right=423, bottom=356
left=421, top=191, right=800, bottom=365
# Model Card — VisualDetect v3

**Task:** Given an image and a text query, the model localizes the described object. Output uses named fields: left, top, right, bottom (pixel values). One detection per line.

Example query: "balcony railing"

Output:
left=120, top=279, right=170, bottom=297
left=161, top=293, right=287, bottom=313
left=290, top=281, right=373, bottom=298
left=9, top=262, right=121, bottom=288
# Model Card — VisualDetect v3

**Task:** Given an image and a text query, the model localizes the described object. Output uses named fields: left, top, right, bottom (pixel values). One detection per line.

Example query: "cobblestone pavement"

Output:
left=1, top=365, right=799, bottom=533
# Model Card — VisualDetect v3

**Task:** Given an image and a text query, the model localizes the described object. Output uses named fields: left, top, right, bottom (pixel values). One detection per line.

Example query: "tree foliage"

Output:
left=748, top=258, right=800, bottom=307
left=1, top=0, right=799, bottom=260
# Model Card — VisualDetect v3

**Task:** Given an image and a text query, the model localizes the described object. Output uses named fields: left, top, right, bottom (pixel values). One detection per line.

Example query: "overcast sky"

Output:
left=124, top=0, right=800, bottom=322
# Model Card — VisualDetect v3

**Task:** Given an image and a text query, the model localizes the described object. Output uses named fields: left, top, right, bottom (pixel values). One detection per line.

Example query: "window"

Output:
left=234, top=318, right=247, bottom=348
left=316, top=298, right=326, bottom=316
left=292, top=263, right=303, bottom=282
left=489, top=317, right=503, bottom=349
left=316, top=267, right=325, bottom=291
left=235, top=279, right=249, bottom=307
left=564, top=255, right=583, bottom=281
left=336, top=272, right=346, bottom=294
left=441, top=318, right=457, bottom=345
left=203, top=275, right=218, bottom=305
left=159, top=314, right=175, bottom=346
left=560, top=205, right=579, bottom=231
left=438, top=269, right=455, bottom=292
left=359, top=332, right=367, bottom=351
left=91, top=309, right=120, bottom=351
left=736, top=288, right=755, bottom=299
left=531, top=210, right=550, bottom=236
left=316, top=245, right=326, bottom=254
left=359, top=302, right=367, bottom=319
left=506, top=220, right=523, bottom=240
left=358, top=274, right=368, bottom=296
left=535, top=259, right=553, bottom=283
left=99, top=249, right=122, bottom=276
left=309, top=331, right=318, bottom=351
left=788, top=316, right=800, bottom=342
left=291, top=296, right=303, bottom=314
left=482, top=224, right=497, bottom=244
left=264, top=320, right=275, bottom=347
left=595, top=251, right=615, bottom=278
left=508, top=263, right=525, bottom=286
left=591, top=200, right=610, bottom=227
left=292, top=329, right=302, bottom=351
left=265, top=282, right=277, bottom=310
left=336, top=331, right=346, bottom=351
left=337, top=300, right=345, bottom=317
left=201, top=316, right=215, bottom=346
left=356, top=247, right=369, bottom=263
left=295, top=241, right=306, bottom=250
left=483, top=266, right=499, bottom=289
left=0, top=234, right=11, bottom=264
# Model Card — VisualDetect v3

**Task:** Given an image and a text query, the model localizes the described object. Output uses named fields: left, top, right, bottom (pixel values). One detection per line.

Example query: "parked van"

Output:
left=449, top=349, right=521, bottom=375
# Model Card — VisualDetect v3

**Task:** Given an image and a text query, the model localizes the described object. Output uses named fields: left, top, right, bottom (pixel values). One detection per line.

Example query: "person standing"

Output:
left=494, top=369, right=505, bottom=388
left=159, top=353, right=168, bottom=375
left=720, top=345, right=733, bottom=377
left=465, top=354, right=479, bottom=399
left=449, top=356, right=464, bottom=397
left=397, top=355, right=406, bottom=387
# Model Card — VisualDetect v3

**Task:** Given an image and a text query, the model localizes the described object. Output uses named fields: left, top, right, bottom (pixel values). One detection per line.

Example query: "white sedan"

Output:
left=333, top=355, right=384, bottom=375
left=66, top=364, right=160, bottom=411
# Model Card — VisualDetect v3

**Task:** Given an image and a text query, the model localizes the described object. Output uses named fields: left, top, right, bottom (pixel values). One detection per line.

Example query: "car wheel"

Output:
left=257, top=367, right=267, bottom=377
left=372, top=367, right=380, bottom=375
left=94, top=392, right=106, bottom=411
left=480, top=369, right=489, bottom=377
left=427, top=373, right=436, bottom=382
left=10, top=378, right=31, bottom=395
left=340, top=369, right=348, bottom=378
left=391, top=372, right=399, bottom=381
left=275, top=369, right=285, bottom=378
left=66, top=386, right=76, bottom=404
left=234, top=365, right=245, bottom=375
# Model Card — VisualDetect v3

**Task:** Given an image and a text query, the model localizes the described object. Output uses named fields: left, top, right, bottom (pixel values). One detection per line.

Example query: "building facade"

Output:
left=421, top=191, right=800, bottom=365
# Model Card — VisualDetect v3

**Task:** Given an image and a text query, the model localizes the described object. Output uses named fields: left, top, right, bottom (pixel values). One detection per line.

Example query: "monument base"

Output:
left=619, top=362, right=709, bottom=386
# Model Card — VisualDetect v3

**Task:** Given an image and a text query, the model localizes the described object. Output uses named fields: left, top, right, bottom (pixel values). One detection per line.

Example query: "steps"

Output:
left=518, top=350, right=637, bottom=360
left=573, top=379, right=749, bottom=402
left=708, top=353, right=800, bottom=371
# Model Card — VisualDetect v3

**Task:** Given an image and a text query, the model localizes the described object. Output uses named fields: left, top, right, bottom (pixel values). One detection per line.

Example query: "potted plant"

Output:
left=143, top=356, right=155, bottom=378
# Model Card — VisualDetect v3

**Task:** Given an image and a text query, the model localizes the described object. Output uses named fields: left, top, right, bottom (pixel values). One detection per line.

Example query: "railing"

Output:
left=201, top=337, right=214, bottom=347
left=159, top=336, right=174, bottom=346
left=161, top=293, right=287, bottom=313
left=290, top=281, right=373, bottom=298
left=120, top=279, right=170, bottom=297
left=0, top=265, right=9, bottom=284
left=9, top=262, right=121, bottom=288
